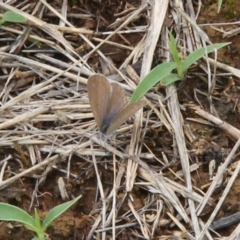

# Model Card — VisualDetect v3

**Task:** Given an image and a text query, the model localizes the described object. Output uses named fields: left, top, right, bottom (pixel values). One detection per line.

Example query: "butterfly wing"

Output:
left=101, top=82, right=126, bottom=133
left=105, top=100, right=146, bottom=135
left=87, top=74, right=111, bottom=131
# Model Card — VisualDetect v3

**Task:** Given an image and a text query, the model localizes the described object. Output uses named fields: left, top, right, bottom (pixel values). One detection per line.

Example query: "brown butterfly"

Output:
left=87, top=74, right=146, bottom=135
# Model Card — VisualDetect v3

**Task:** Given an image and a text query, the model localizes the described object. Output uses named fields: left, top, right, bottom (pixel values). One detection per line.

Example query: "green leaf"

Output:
left=3, top=11, right=27, bottom=23
left=33, top=208, right=45, bottom=238
left=0, top=203, right=36, bottom=230
left=0, top=18, right=5, bottom=25
left=130, top=62, right=177, bottom=103
left=32, top=237, right=45, bottom=240
left=42, top=195, right=82, bottom=231
left=29, top=38, right=42, bottom=47
left=161, top=74, right=182, bottom=86
left=34, top=208, right=42, bottom=230
left=169, top=32, right=184, bottom=78
left=182, top=42, right=231, bottom=71
left=130, top=42, right=230, bottom=98
left=218, top=0, right=223, bottom=12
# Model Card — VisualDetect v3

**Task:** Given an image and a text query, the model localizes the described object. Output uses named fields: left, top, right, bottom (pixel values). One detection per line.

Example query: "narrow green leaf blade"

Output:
left=34, top=208, right=41, bottom=229
left=42, top=195, right=82, bottom=231
left=169, top=32, right=184, bottom=78
left=182, top=42, right=231, bottom=71
left=0, top=203, right=36, bottom=229
left=32, top=209, right=45, bottom=240
left=218, top=0, right=223, bottom=12
left=3, top=11, right=27, bottom=23
left=130, top=62, right=177, bottom=103
left=161, top=74, right=182, bottom=86
left=32, top=237, right=45, bottom=240
left=169, top=32, right=181, bottom=65
left=0, top=19, right=5, bottom=25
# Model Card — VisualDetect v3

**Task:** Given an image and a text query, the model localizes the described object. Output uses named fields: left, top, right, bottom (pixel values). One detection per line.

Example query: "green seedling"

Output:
left=0, top=195, right=82, bottom=240
left=0, top=11, right=27, bottom=25
left=130, top=32, right=230, bottom=103
left=0, top=12, right=41, bottom=46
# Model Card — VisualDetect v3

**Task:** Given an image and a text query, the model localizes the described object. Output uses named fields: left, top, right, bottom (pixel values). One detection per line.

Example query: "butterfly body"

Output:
left=87, top=74, right=146, bottom=135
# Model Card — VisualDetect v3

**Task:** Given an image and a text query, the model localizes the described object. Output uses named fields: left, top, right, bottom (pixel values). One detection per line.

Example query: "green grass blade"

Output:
left=218, top=0, right=223, bottom=12
left=34, top=208, right=42, bottom=230
left=182, top=42, right=231, bottom=71
left=161, top=74, right=182, bottom=86
left=42, top=195, right=82, bottom=231
left=3, top=11, right=27, bottom=23
left=130, top=62, right=177, bottom=103
left=169, top=32, right=181, bottom=65
left=0, top=203, right=36, bottom=230
left=0, top=19, right=5, bottom=25
left=169, top=32, right=184, bottom=78
left=32, top=237, right=45, bottom=240
left=33, top=208, right=45, bottom=238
